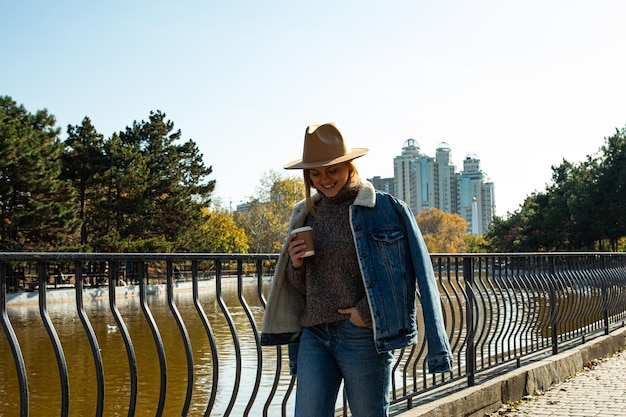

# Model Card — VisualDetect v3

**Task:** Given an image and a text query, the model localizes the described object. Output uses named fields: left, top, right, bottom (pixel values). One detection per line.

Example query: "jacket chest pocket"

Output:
left=370, top=230, right=408, bottom=267
left=371, top=230, right=405, bottom=244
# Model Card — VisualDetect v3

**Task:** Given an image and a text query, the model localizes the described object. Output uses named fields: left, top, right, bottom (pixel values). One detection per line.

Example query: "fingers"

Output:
left=337, top=307, right=354, bottom=315
left=337, top=307, right=366, bottom=327
left=288, top=234, right=307, bottom=257
left=288, top=234, right=307, bottom=269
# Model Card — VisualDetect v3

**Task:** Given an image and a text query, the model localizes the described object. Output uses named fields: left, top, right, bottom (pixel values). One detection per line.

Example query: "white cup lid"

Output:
left=291, top=226, right=312, bottom=234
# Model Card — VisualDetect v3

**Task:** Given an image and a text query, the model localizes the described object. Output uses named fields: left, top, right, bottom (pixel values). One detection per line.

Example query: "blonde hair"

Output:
left=303, top=161, right=361, bottom=217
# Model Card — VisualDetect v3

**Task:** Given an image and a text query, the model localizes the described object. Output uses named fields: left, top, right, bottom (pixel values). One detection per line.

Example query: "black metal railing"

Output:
left=1, top=252, right=626, bottom=417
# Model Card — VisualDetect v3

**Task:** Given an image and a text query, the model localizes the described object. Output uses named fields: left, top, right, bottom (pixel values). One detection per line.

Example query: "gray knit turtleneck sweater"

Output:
left=287, top=185, right=373, bottom=328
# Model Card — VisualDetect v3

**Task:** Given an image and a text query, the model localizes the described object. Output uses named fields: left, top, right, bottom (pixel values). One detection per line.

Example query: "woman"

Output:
left=261, top=122, right=453, bottom=417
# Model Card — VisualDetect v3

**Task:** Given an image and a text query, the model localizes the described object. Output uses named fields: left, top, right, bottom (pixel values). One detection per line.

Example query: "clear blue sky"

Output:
left=2, top=1, right=625, bottom=216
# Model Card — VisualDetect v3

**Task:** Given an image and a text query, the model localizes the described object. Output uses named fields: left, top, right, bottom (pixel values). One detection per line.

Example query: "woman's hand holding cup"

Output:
left=288, top=226, right=314, bottom=269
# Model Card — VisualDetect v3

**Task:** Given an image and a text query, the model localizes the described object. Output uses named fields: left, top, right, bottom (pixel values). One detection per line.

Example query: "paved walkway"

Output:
left=487, top=349, right=626, bottom=417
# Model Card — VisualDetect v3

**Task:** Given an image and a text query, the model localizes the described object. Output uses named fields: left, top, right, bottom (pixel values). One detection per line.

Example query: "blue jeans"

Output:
left=295, top=320, right=393, bottom=417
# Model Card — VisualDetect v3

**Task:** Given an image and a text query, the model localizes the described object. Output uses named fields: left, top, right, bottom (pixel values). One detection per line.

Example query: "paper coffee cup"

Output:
left=291, top=226, right=315, bottom=257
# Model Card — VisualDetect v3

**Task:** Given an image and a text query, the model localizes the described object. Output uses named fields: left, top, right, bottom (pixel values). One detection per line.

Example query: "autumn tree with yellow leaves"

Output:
left=198, top=208, right=249, bottom=253
left=415, top=208, right=469, bottom=253
left=238, top=171, right=304, bottom=253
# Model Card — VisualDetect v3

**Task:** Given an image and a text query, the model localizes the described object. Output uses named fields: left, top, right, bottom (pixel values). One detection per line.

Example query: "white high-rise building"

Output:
left=459, top=155, right=494, bottom=235
left=434, top=143, right=458, bottom=214
left=389, top=141, right=495, bottom=235
left=393, top=139, right=422, bottom=214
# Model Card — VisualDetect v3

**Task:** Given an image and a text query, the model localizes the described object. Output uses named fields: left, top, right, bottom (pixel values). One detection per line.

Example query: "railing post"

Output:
left=464, top=256, right=476, bottom=386
left=548, top=257, right=559, bottom=355
left=601, top=255, right=610, bottom=335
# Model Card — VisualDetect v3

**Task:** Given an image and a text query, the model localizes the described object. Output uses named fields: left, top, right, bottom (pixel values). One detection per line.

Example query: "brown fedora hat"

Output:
left=284, top=122, right=369, bottom=169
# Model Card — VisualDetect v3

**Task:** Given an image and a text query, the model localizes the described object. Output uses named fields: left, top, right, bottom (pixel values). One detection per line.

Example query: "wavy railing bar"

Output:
left=138, top=259, right=167, bottom=417
left=108, top=260, right=138, bottom=416
left=0, top=262, right=29, bottom=417
left=74, top=261, right=105, bottom=417
left=38, top=260, right=70, bottom=415
left=191, top=259, right=218, bottom=417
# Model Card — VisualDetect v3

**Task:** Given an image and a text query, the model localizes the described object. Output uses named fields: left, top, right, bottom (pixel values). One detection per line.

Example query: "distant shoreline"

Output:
left=5, top=276, right=268, bottom=307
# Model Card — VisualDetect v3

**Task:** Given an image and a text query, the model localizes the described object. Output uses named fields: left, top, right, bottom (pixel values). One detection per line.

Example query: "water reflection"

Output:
left=0, top=278, right=295, bottom=417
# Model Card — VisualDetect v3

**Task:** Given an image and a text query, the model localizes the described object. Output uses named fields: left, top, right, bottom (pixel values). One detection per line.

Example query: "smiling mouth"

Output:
left=322, top=183, right=336, bottom=189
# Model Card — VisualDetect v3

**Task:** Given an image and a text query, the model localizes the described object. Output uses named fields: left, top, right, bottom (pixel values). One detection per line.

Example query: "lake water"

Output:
left=0, top=278, right=296, bottom=417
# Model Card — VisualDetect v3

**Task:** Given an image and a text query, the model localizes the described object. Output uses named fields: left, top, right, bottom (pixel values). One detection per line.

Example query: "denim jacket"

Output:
left=260, top=180, right=453, bottom=373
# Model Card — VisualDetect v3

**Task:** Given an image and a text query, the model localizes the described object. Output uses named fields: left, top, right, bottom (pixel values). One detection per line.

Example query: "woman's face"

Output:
left=308, top=162, right=351, bottom=198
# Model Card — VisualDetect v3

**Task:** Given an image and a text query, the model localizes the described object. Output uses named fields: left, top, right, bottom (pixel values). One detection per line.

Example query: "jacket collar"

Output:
left=353, top=179, right=376, bottom=207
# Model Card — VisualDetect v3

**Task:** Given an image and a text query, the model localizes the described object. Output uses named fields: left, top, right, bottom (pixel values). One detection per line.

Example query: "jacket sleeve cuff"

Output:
left=286, top=260, right=306, bottom=294
left=427, top=352, right=454, bottom=373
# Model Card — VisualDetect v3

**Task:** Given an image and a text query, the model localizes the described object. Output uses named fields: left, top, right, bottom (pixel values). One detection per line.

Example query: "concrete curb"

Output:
left=395, top=327, right=626, bottom=417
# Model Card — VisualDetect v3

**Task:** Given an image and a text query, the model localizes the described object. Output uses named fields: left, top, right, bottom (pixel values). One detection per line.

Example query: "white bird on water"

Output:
left=107, top=324, right=117, bottom=332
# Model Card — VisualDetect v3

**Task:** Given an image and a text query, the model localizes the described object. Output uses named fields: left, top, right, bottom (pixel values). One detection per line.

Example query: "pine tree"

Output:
left=0, top=96, right=79, bottom=250
left=62, top=117, right=107, bottom=246
left=92, top=111, right=215, bottom=252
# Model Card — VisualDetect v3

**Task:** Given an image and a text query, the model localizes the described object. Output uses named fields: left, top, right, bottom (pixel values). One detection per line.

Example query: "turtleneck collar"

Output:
left=319, top=184, right=359, bottom=206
